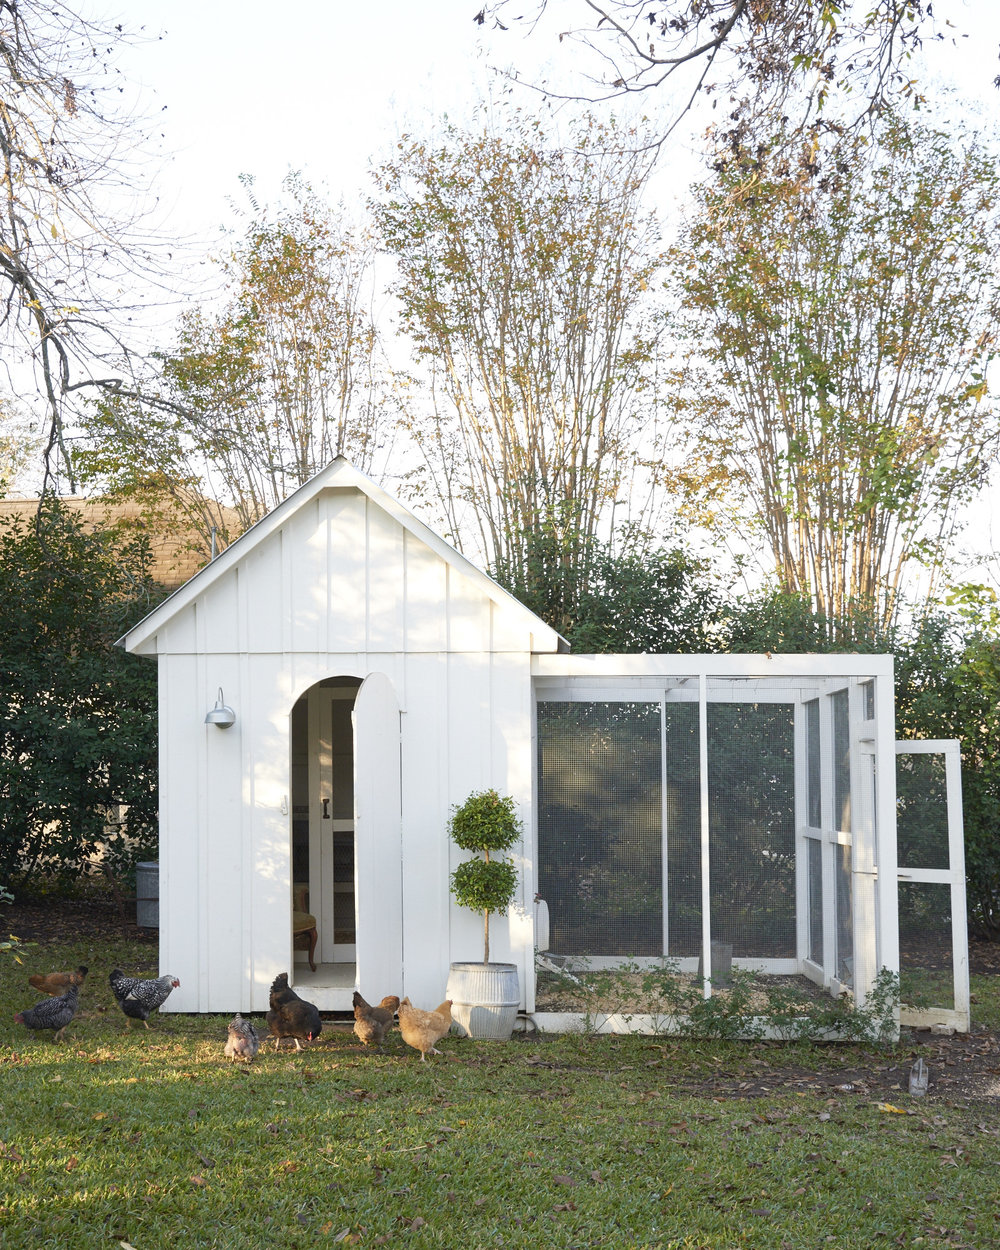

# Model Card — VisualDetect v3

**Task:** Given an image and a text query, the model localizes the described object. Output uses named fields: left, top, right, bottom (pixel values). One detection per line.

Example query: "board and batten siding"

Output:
left=135, top=473, right=557, bottom=1014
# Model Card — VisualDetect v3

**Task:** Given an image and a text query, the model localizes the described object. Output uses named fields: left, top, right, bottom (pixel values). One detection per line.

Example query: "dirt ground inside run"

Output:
left=5, top=891, right=1000, bottom=1104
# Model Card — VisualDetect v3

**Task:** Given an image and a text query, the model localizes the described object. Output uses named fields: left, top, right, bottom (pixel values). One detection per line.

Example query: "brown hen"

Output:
left=352, top=991, right=400, bottom=1050
left=28, top=965, right=88, bottom=996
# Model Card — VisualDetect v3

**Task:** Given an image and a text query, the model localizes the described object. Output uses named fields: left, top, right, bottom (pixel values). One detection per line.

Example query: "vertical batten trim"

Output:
left=699, top=672, right=711, bottom=999
left=660, top=695, right=669, bottom=959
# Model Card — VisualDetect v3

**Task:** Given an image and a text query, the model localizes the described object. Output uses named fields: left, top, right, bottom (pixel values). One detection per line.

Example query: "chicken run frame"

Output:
left=531, top=658, right=968, bottom=1035
left=120, top=459, right=969, bottom=1036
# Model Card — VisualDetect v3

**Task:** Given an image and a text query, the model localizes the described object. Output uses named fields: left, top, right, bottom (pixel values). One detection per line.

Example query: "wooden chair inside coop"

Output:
left=292, top=882, right=318, bottom=972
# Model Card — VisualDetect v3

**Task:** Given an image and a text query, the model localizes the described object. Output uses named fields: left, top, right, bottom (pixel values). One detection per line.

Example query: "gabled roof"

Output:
left=117, top=457, right=566, bottom=654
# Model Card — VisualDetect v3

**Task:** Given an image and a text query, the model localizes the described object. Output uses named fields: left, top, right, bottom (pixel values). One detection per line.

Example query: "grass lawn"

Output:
left=2, top=931, right=999, bottom=1249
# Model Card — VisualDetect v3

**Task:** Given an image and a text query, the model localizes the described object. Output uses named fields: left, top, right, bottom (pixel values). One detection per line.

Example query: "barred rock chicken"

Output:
left=265, top=972, right=322, bottom=1051
left=352, top=991, right=400, bottom=1050
left=224, top=1014, right=259, bottom=1063
left=397, top=997, right=453, bottom=1062
left=15, top=984, right=79, bottom=1042
left=109, top=969, right=180, bottom=1029
left=29, top=965, right=88, bottom=997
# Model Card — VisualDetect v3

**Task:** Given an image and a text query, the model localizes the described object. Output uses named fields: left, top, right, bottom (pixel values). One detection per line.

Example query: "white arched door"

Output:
left=353, top=672, right=403, bottom=996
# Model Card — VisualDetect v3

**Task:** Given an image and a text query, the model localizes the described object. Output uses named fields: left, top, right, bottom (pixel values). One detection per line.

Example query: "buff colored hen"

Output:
left=397, top=997, right=453, bottom=1062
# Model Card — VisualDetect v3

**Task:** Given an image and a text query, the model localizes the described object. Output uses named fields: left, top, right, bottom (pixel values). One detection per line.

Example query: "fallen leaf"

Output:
left=553, top=1174, right=578, bottom=1186
left=190, top=1175, right=208, bottom=1186
left=876, top=1103, right=908, bottom=1115
left=65, top=1157, right=78, bottom=1172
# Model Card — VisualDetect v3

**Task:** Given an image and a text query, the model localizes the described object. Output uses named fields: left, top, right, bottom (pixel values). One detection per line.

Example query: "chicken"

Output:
left=352, top=990, right=400, bottom=1050
left=109, top=969, right=180, bottom=1029
left=265, top=972, right=322, bottom=1051
left=224, top=1014, right=259, bottom=1063
left=28, top=965, right=89, bottom=997
left=397, top=997, right=453, bottom=1062
left=14, top=984, right=79, bottom=1042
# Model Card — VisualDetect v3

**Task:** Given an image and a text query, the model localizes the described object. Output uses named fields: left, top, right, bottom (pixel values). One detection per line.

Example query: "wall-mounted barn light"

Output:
left=205, top=687, right=236, bottom=729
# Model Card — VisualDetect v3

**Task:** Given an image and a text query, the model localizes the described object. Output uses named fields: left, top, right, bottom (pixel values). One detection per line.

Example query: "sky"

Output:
left=65, top=1, right=1000, bottom=584
left=100, top=0, right=1000, bottom=247
left=103, top=1, right=545, bottom=248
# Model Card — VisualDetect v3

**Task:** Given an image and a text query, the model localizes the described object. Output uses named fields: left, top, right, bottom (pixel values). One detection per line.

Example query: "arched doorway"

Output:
left=290, top=677, right=361, bottom=991
left=289, top=672, right=402, bottom=1006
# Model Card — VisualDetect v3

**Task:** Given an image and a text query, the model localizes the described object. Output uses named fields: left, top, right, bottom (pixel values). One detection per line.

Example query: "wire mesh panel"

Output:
left=805, top=698, right=821, bottom=828
left=707, top=701, right=796, bottom=958
left=898, top=882, right=954, bottom=1011
left=832, top=688, right=852, bottom=833
left=664, top=701, right=702, bottom=957
left=896, top=746, right=962, bottom=1020
left=835, top=842, right=854, bottom=985
left=807, top=836, right=823, bottom=965
left=896, top=752, right=950, bottom=869
left=537, top=701, right=662, bottom=956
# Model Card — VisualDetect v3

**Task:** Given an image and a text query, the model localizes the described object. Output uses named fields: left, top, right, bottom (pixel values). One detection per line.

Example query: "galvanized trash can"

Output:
left=135, top=861, right=159, bottom=928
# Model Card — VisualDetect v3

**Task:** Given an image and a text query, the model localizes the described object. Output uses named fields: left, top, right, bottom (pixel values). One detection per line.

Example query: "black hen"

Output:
left=265, top=972, right=322, bottom=1051
left=15, top=984, right=79, bottom=1042
left=109, top=969, right=180, bottom=1029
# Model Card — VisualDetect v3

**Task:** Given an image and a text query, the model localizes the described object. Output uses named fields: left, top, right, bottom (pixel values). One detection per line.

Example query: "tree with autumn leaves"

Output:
left=665, top=113, right=1000, bottom=636
left=373, top=109, right=672, bottom=606
left=75, top=175, right=391, bottom=555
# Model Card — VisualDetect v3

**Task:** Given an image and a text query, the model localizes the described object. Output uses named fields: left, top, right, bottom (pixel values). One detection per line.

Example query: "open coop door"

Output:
left=895, top=740, right=969, bottom=1032
left=353, top=672, right=403, bottom=997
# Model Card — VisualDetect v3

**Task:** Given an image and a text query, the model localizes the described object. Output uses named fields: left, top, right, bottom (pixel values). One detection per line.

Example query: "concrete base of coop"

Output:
left=447, top=961, right=520, bottom=1040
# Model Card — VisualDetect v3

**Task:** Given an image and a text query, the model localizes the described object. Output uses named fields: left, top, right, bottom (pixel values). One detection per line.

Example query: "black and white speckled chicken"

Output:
left=15, top=984, right=79, bottom=1042
left=109, top=969, right=180, bottom=1029
left=265, top=972, right=322, bottom=1051
left=224, top=1014, right=259, bottom=1062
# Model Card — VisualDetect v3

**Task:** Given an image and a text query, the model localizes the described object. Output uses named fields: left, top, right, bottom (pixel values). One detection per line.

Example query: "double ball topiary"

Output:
left=449, top=789, right=521, bottom=965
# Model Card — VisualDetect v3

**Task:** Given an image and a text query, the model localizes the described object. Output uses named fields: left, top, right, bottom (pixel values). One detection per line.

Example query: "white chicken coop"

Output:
left=119, top=458, right=969, bottom=1034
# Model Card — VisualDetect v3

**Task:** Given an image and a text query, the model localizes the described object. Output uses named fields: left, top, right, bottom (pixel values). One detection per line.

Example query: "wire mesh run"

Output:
left=537, top=701, right=662, bottom=956
left=707, top=702, right=795, bottom=959
left=536, top=695, right=796, bottom=965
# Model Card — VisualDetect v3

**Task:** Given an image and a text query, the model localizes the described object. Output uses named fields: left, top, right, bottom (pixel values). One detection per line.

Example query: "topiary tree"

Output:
left=449, top=789, right=521, bottom=965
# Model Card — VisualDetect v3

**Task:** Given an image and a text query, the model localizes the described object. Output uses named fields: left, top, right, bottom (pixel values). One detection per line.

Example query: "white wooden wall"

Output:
left=149, top=486, right=544, bottom=1013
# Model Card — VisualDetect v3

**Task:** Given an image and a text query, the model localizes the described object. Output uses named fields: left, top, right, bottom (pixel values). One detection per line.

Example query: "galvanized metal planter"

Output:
left=447, top=961, right=520, bottom=1040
